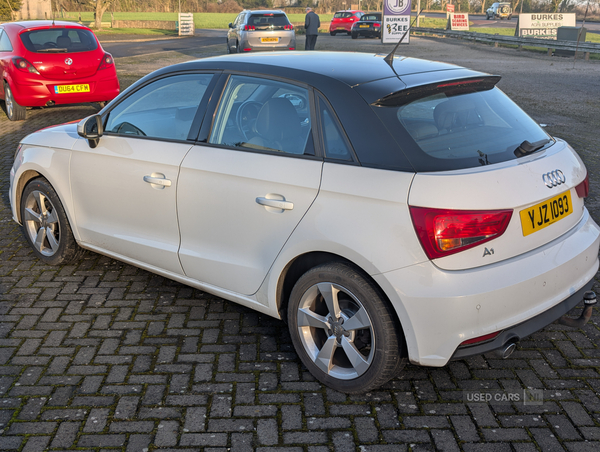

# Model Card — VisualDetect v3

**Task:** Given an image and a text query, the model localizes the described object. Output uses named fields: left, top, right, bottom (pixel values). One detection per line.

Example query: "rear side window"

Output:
left=248, top=13, right=290, bottom=28
left=374, top=87, right=551, bottom=172
left=0, top=30, right=12, bottom=52
left=334, top=12, right=354, bottom=18
left=20, top=28, right=98, bottom=53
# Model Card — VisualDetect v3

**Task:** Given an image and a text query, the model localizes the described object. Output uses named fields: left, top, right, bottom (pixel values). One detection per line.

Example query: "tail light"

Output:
left=460, top=331, right=500, bottom=346
left=575, top=173, right=589, bottom=198
left=284, top=24, right=294, bottom=30
left=12, top=57, right=39, bottom=74
left=410, top=207, right=513, bottom=259
left=374, top=23, right=381, bottom=27
left=243, top=48, right=252, bottom=52
left=244, top=25, right=256, bottom=31
left=98, top=53, right=114, bottom=71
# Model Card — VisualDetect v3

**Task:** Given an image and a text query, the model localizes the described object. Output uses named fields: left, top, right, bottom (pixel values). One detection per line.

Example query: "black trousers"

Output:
left=305, top=34, right=318, bottom=50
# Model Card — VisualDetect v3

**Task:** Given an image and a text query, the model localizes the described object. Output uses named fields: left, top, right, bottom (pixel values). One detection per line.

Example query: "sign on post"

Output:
left=448, top=13, right=469, bottom=31
left=446, top=4, right=455, bottom=13
left=517, top=13, right=575, bottom=40
left=382, top=0, right=412, bottom=44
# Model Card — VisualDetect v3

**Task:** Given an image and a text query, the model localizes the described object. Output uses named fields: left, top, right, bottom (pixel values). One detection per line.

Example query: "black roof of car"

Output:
left=149, top=52, right=484, bottom=93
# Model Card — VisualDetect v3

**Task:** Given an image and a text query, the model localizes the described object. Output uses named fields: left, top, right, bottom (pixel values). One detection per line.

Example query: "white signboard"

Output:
left=382, top=0, right=412, bottom=44
left=383, top=15, right=410, bottom=44
left=449, top=13, right=469, bottom=31
left=518, top=13, right=576, bottom=40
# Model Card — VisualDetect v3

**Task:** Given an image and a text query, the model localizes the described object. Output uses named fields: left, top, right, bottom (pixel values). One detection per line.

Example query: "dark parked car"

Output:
left=10, top=52, right=599, bottom=393
left=351, top=12, right=382, bottom=39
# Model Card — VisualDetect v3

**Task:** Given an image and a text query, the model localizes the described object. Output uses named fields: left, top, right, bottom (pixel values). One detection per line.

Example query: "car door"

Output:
left=177, top=74, right=323, bottom=295
left=70, top=72, right=217, bottom=274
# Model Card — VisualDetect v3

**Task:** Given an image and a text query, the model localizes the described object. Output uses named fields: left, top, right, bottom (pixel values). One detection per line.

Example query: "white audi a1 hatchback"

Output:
left=9, top=52, right=600, bottom=393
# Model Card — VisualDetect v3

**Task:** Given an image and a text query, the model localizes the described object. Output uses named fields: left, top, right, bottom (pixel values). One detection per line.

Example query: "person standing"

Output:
left=304, top=7, right=320, bottom=51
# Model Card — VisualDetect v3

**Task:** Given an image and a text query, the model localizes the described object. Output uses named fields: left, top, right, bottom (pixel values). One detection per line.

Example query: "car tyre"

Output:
left=330, top=31, right=336, bottom=36
left=287, top=262, right=406, bottom=393
left=347, top=31, right=352, bottom=36
left=351, top=32, right=358, bottom=39
left=20, top=178, right=86, bottom=265
left=4, top=82, right=27, bottom=121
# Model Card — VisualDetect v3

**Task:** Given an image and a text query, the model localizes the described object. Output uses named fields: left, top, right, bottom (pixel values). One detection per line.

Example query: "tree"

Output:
left=0, top=0, right=22, bottom=21
left=81, top=0, right=112, bottom=29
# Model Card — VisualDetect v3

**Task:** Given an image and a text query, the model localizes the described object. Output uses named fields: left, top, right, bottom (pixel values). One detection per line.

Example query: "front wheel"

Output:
left=20, top=178, right=86, bottom=265
left=4, top=82, right=26, bottom=121
left=288, top=262, right=406, bottom=393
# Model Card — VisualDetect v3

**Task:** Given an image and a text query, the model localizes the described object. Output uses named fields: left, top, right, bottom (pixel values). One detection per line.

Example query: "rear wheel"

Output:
left=4, top=82, right=26, bottom=121
left=287, top=262, right=406, bottom=393
left=330, top=31, right=336, bottom=36
left=20, top=178, right=85, bottom=265
left=351, top=32, right=358, bottom=39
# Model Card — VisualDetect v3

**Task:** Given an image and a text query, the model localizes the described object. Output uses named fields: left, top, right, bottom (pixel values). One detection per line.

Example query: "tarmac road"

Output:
left=101, top=29, right=227, bottom=58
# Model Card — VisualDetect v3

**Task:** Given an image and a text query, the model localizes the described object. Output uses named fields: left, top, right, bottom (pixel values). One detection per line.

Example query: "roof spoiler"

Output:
left=373, top=75, right=502, bottom=107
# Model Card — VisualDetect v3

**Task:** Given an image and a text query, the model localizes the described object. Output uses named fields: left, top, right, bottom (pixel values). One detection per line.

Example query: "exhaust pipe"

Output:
left=556, top=291, right=596, bottom=328
left=45, top=100, right=55, bottom=107
left=495, top=339, right=518, bottom=359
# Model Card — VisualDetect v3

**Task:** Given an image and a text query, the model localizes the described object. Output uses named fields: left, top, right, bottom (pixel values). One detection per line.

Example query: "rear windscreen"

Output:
left=20, top=28, right=98, bottom=53
left=248, top=14, right=290, bottom=27
left=361, top=15, right=381, bottom=21
left=374, top=87, right=552, bottom=172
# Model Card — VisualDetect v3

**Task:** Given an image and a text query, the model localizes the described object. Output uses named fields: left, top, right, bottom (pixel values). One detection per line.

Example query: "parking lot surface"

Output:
left=1, top=35, right=600, bottom=451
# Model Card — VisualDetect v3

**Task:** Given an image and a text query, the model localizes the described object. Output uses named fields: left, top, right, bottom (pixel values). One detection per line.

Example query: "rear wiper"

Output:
left=514, top=138, right=551, bottom=158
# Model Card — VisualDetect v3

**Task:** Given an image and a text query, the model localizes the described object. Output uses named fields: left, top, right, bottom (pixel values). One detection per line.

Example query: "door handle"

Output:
left=143, top=175, right=172, bottom=187
left=256, top=197, right=294, bottom=210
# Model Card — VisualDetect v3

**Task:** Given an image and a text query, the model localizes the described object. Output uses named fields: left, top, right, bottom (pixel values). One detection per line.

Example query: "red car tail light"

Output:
left=410, top=207, right=513, bottom=259
left=98, top=53, right=114, bottom=71
left=244, top=25, right=256, bottom=31
left=12, top=57, right=40, bottom=74
left=374, top=23, right=381, bottom=27
left=460, top=331, right=500, bottom=346
left=575, top=173, right=589, bottom=198
left=284, top=24, right=294, bottom=30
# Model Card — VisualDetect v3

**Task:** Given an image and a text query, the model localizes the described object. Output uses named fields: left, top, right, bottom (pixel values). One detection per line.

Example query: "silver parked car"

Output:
left=227, top=10, right=296, bottom=53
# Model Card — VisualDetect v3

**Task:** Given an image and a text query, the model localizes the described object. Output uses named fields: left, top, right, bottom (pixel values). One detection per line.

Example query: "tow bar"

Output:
left=556, top=291, right=597, bottom=328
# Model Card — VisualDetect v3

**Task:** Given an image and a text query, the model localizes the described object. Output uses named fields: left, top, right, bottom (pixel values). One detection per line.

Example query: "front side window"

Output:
left=374, top=86, right=551, bottom=171
left=209, top=75, right=313, bottom=156
left=105, top=73, right=213, bottom=141
left=20, top=28, right=98, bottom=53
left=0, top=30, right=13, bottom=52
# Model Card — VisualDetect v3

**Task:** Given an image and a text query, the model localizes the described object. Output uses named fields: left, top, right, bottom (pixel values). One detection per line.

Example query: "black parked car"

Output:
left=351, top=12, right=382, bottom=39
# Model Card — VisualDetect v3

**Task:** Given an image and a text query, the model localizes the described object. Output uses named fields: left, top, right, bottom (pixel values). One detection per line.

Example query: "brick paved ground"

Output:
left=1, top=42, right=600, bottom=451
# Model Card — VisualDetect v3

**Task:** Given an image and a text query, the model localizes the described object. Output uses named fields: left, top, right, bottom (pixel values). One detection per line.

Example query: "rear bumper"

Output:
left=375, top=208, right=600, bottom=367
left=11, top=72, right=119, bottom=107
left=451, top=278, right=594, bottom=360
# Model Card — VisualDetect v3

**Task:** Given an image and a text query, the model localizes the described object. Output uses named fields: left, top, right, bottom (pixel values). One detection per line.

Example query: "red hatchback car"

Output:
left=329, top=10, right=364, bottom=36
left=0, top=21, right=119, bottom=121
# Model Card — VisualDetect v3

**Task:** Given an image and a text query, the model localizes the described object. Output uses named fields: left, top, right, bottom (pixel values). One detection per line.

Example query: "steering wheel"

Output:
left=44, top=42, right=57, bottom=48
left=236, top=101, right=262, bottom=141
left=115, top=122, right=146, bottom=136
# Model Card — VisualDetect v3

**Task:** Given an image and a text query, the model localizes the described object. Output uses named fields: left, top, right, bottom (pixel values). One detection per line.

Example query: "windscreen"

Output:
left=20, top=28, right=98, bottom=53
left=248, top=13, right=290, bottom=28
left=373, top=86, right=552, bottom=172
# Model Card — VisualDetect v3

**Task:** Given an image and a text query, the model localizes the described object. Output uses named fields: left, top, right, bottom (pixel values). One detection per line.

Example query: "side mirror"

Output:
left=229, top=22, right=233, bottom=28
left=77, top=114, right=104, bottom=148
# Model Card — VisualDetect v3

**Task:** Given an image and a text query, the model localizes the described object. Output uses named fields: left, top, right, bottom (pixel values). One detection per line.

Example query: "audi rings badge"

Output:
left=543, top=170, right=566, bottom=188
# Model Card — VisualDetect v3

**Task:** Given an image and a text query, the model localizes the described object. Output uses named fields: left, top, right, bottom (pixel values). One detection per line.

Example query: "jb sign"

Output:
left=382, top=0, right=412, bottom=44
